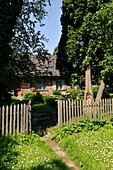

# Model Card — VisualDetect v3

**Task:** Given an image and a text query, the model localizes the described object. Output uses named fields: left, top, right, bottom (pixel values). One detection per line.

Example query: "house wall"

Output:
left=15, top=79, right=73, bottom=96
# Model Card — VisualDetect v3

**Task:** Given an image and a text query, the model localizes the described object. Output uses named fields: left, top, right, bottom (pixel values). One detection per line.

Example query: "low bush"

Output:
left=67, top=89, right=84, bottom=100
left=32, top=92, right=44, bottom=103
left=43, top=96, right=57, bottom=107
left=22, top=93, right=35, bottom=101
left=51, top=118, right=113, bottom=142
left=11, top=97, right=22, bottom=105
left=32, top=103, right=55, bottom=114
left=53, top=91, right=61, bottom=95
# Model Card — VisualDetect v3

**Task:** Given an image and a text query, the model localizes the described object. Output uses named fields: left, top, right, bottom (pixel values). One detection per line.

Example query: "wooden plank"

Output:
left=82, top=100, right=85, bottom=119
left=100, top=99, right=102, bottom=119
left=97, top=101, right=99, bottom=118
left=72, top=99, right=74, bottom=121
left=112, top=98, right=113, bottom=115
left=10, top=105, right=12, bottom=134
left=77, top=100, right=79, bottom=123
left=17, top=104, right=19, bottom=134
left=60, top=100, right=63, bottom=126
left=69, top=99, right=71, bottom=124
left=102, top=99, right=105, bottom=119
left=0, top=107, right=1, bottom=130
left=6, top=106, right=8, bottom=135
left=28, top=100, right=31, bottom=132
left=66, top=100, right=68, bottom=126
left=26, top=105, right=28, bottom=132
left=105, top=98, right=107, bottom=118
left=21, top=104, right=23, bottom=134
left=75, top=100, right=77, bottom=124
left=23, top=103, right=26, bottom=132
left=109, top=98, right=111, bottom=117
left=63, top=100, right=66, bottom=124
left=58, top=100, right=61, bottom=129
left=80, top=100, right=82, bottom=119
left=108, top=99, right=110, bottom=121
left=2, top=106, right=5, bottom=135
left=13, top=105, right=16, bottom=135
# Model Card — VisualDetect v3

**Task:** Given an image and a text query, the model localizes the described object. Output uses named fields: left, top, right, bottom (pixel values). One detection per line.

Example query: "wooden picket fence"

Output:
left=58, top=98, right=113, bottom=129
left=0, top=100, right=31, bottom=135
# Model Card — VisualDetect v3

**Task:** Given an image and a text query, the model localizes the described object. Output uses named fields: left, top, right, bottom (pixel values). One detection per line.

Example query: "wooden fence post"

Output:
left=58, top=99, right=61, bottom=129
left=28, top=100, right=31, bottom=133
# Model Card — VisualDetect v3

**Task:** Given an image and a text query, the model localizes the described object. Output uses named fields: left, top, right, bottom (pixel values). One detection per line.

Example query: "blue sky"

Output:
left=39, top=0, right=62, bottom=54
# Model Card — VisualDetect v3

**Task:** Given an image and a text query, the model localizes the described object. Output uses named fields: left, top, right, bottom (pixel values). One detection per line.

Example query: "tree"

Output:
left=0, top=0, right=50, bottom=105
left=57, top=0, right=113, bottom=100
left=57, top=0, right=113, bottom=90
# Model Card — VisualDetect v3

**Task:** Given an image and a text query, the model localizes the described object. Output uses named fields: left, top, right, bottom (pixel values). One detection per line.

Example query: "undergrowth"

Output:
left=51, top=118, right=113, bottom=142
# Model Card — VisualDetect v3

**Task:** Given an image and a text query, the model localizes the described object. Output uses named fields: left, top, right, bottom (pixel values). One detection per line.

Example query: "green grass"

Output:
left=58, top=129, right=113, bottom=169
left=0, top=133, right=70, bottom=170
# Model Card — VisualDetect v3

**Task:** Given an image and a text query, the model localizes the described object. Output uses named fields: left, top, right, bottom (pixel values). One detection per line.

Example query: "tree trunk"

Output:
left=95, top=80, right=105, bottom=102
left=84, top=64, right=93, bottom=101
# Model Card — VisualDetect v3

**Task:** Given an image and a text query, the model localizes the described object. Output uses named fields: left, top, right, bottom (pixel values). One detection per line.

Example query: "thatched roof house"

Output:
left=15, top=53, right=72, bottom=96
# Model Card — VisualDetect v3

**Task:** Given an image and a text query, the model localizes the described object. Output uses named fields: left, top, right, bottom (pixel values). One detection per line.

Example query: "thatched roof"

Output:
left=31, top=54, right=60, bottom=77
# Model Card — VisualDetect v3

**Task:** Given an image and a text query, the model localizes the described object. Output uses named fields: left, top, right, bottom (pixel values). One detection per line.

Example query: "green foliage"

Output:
left=51, top=118, right=113, bottom=142
left=11, top=96, right=22, bottom=105
left=53, top=91, right=61, bottom=95
left=57, top=0, right=113, bottom=86
left=92, top=86, right=99, bottom=99
left=32, top=92, right=44, bottom=103
left=67, top=89, right=84, bottom=99
left=32, top=103, right=55, bottom=114
left=43, top=96, right=57, bottom=107
left=22, top=93, right=35, bottom=101
left=0, top=0, right=51, bottom=105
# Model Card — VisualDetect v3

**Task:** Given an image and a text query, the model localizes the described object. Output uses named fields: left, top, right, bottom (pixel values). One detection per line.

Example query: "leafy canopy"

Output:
left=57, top=0, right=113, bottom=86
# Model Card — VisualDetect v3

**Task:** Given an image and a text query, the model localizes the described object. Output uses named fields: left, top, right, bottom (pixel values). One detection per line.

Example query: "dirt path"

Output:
left=43, top=132, right=79, bottom=170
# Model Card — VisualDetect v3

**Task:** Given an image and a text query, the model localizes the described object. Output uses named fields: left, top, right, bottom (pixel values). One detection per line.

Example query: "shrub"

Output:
left=32, top=92, right=44, bottom=103
left=43, top=96, right=57, bottom=107
left=11, top=97, right=22, bottom=105
left=22, top=93, right=35, bottom=101
left=32, top=103, right=55, bottom=114
left=53, top=91, right=61, bottom=95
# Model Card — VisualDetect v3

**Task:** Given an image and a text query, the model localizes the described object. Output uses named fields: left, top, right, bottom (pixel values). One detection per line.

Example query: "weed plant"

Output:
left=0, top=133, right=70, bottom=169
left=51, top=118, right=113, bottom=142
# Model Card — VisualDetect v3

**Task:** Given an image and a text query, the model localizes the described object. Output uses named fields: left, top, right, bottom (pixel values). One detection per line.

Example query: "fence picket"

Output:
left=10, top=105, right=12, bottom=134
left=66, top=100, right=68, bottom=126
left=2, top=106, right=5, bottom=135
left=6, top=106, right=8, bottom=135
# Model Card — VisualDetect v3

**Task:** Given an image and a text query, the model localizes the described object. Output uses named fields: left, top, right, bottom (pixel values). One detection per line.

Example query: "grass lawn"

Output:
left=59, top=128, right=113, bottom=169
left=0, top=133, right=70, bottom=170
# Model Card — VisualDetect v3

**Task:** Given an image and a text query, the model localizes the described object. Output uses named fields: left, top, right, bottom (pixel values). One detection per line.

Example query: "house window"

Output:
left=56, top=80, right=63, bottom=90
left=35, top=80, right=47, bottom=91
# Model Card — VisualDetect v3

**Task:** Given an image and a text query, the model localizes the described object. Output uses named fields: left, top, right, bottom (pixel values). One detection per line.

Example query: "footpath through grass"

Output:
left=0, top=133, right=70, bottom=170
left=51, top=118, right=113, bottom=169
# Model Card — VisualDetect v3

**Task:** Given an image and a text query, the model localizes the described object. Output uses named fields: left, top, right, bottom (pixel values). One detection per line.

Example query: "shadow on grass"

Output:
left=0, top=135, right=19, bottom=169
left=30, top=159, right=71, bottom=170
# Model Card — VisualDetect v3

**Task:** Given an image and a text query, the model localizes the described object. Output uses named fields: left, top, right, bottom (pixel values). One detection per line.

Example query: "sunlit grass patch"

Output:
left=59, top=129, right=113, bottom=169
left=0, top=133, right=70, bottom=170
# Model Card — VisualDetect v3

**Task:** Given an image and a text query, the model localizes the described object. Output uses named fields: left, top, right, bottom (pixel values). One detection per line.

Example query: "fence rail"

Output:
left=0, top=100, right=31, bottom=135
left=58, top=98, right=113, bottom=129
